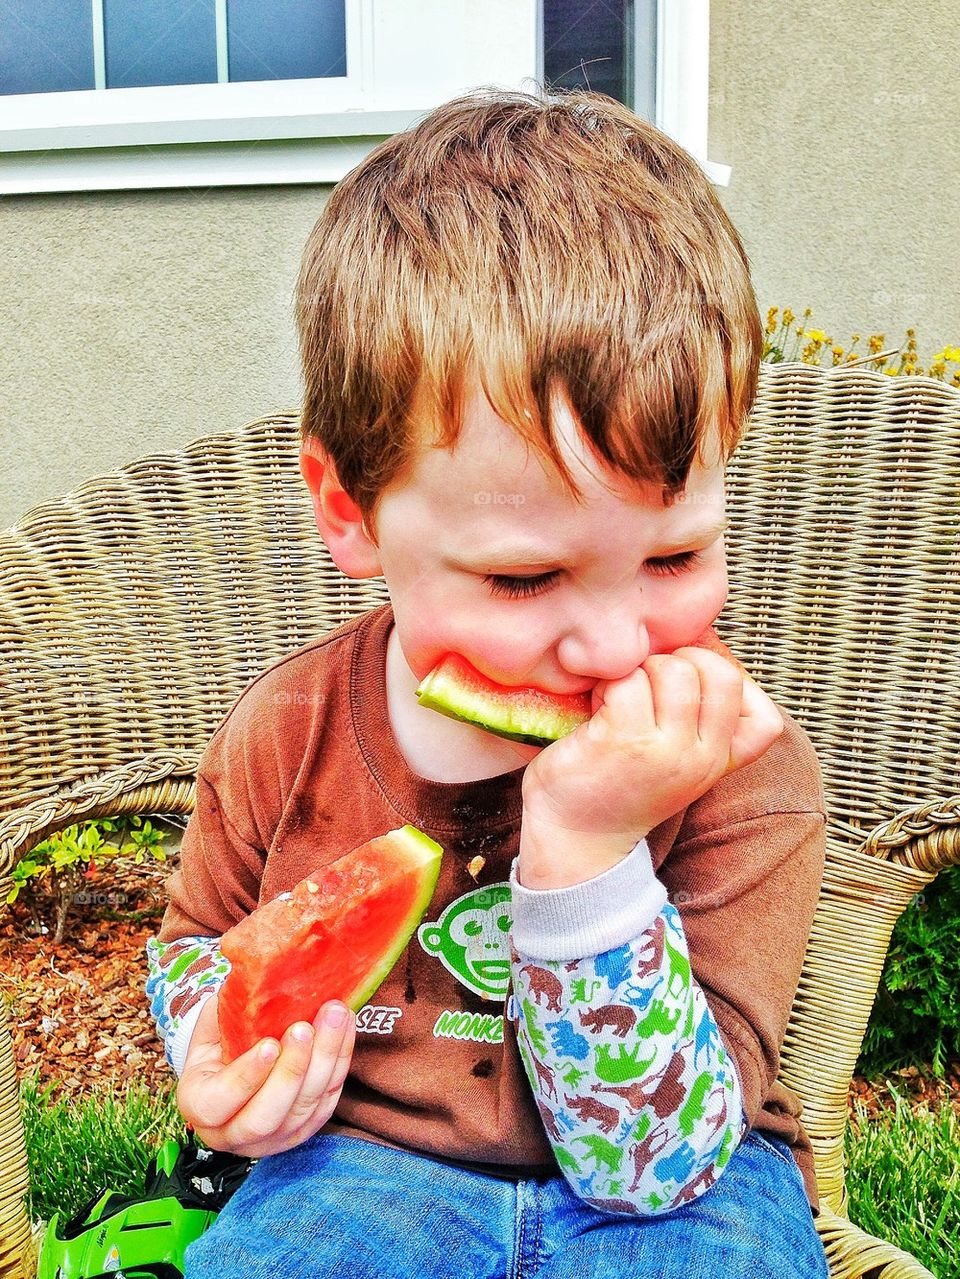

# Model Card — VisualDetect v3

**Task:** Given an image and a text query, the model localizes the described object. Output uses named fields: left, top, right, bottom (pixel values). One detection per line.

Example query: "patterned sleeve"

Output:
left=144, top=934, right=231, bottom=1076
left=510, top=843, right=747, bottom=1216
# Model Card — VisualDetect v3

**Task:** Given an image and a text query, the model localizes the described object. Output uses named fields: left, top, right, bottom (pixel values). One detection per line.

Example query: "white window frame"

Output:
left=0, top=0, right=727, bottom=194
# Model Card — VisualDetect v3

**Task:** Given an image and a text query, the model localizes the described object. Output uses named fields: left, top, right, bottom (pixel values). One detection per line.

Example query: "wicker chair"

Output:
left=1, top=362, right=957, bottom=1278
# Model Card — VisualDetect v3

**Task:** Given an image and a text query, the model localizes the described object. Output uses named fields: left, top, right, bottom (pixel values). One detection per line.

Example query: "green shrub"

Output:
left=8, top=816, right=170, bottom=944
left=860, top=869, right=960, bottom=1078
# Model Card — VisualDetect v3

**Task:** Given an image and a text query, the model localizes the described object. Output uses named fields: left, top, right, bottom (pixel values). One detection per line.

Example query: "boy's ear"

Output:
left=298, top=438, right=383, bottom=579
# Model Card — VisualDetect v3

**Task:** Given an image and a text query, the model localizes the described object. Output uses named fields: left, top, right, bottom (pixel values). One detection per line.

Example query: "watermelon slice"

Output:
left=415, top=652, right=592, bottom=747
left=217, top=825, right=442, bottom=1063
left=414, top=628, right=748, bottom=748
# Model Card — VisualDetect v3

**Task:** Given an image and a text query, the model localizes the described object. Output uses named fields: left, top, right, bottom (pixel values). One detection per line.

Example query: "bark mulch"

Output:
left=0, top=857, right=176, bottom=1102
left=1, top=856, right=958, bottom=1122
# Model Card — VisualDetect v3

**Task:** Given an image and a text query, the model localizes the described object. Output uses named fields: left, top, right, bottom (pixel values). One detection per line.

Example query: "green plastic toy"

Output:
left=35, top=1133, right=254, bottom=1278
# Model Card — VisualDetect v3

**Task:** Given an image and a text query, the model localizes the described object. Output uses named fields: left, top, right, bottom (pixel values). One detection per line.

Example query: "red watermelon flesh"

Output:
left=414, top=628, right=748, bottom=747
left=689, top=625, right=749, bottom=676
left=217, top=825, right=442, bottom=1063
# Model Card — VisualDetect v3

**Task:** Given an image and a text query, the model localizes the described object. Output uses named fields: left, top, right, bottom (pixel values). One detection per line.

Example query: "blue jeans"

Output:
left=184, top=1129, right=830, bottom=1278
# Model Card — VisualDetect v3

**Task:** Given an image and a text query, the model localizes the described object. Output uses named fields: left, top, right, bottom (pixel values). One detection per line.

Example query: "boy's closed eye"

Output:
left=484, top=550, right=704, bottom=599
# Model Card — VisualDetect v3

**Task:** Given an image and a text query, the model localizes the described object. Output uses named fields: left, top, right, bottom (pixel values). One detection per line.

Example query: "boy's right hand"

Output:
left=177, top=991, right=356, bottom=1159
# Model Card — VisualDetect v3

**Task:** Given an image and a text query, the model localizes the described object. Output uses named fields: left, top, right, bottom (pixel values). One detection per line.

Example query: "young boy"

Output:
left=146, top=86, right=830, bottom=1277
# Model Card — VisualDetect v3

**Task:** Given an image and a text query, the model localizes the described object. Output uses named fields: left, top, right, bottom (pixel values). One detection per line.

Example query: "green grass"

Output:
left=844, top=1087, right=960, bottom=1277
left=18, top=1071, right=960, bottom=1275
left=19, top=1069, right=188, bottom=1227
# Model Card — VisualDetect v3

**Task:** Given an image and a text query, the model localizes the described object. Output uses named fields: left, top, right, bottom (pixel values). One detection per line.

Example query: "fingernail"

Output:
left=324, top=1004, right=348, bottom=1028
left=259, top=1040, right=280, bottom=1062
left=291, top=1022, right=314, bottom=1044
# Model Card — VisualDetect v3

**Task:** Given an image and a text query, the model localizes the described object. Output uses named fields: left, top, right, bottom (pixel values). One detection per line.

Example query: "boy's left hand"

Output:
left=518, top=647, right=784, bottom=890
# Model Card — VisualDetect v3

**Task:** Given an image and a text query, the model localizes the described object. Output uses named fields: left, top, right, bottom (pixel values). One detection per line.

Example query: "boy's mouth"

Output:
left=414, top=629, right=744, bottom=748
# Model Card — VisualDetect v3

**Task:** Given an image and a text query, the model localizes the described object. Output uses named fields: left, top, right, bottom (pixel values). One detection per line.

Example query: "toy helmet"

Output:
left=36, top=1134, right=254, bottom=1279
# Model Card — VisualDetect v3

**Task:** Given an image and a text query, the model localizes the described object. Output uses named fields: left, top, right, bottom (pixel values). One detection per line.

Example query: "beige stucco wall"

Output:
left=710, top=3, right=959, bottom=365
left=0, top=187, right=321, bottom=529
left=2, top=4, right=957, bottom=529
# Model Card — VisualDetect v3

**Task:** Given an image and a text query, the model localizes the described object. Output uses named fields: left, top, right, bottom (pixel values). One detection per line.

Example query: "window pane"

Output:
left=631, top=0, right=657, bottom=122
left=542, top=0, right=657, bottom=118
left=227, top=0, right=346, bottom=83
left=542, top=0, right=631, bottom=109
left=103, top=0, right=217, bottom=89
left=0, top=0, right=94, bottom=95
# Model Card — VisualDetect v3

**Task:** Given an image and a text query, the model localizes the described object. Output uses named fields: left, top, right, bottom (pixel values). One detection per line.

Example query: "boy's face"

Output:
left=305, top=376, right=729, bottom=706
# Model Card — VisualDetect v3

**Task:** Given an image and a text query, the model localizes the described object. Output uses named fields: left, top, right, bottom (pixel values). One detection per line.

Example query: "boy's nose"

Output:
left=556, top=609, right=650, bottom=683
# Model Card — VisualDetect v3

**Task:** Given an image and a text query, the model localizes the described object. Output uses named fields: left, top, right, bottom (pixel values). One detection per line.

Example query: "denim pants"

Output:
left=184, top=1129, right=830, bottom=1279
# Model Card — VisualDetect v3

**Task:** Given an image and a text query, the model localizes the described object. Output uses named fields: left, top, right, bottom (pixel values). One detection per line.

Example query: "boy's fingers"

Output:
left=666, top=646, right=783, bottom=778
left=286, top=1004, right=356, bottom=1128
left=728, top=674, right=784, bottom=770
left=219, top=1023, right=318, bottom=1144
left=641, top=654, right=703, bottom=735
left=179, top=1034, right=280, bottom=1130
left=184, top=990, right=223, bottom=1063
left=671, top=647, right=743, bottom=755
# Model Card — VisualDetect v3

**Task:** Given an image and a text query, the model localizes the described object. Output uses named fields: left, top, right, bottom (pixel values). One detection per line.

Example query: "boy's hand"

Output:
left=177, top=991, right=356, bottom=1159
left=518, top=647, right=784, bottom=889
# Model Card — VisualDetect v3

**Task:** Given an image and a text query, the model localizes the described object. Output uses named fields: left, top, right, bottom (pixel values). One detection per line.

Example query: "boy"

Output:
left=146, top=86, right=830, bottom=1277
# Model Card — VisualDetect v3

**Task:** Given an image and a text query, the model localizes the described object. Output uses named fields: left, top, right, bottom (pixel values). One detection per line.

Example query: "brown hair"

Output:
left=294, top=84, right=762, bottom=538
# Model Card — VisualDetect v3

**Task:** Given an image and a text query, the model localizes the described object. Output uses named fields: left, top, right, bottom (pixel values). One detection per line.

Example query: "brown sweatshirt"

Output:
left=154, top=603, right=826, bottom=1212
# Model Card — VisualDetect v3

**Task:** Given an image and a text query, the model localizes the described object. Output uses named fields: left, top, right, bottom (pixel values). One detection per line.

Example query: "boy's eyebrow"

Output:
left=457, top=517, right=731, bottom=570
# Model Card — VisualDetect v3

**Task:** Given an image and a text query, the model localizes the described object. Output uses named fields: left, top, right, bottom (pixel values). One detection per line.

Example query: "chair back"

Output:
left=720, top=363, right=960, bottom=1215
left=722, top=363, right=960, bottom=847
left=0, top=413, right=388, bottom=829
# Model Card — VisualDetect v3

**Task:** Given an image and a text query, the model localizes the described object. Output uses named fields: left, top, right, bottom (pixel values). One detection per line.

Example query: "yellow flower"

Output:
left=906, top=327, right=916, bottom=338
left=806, top=329, right=825, bottom=343
left=850, top=333, right=861, bottom=344
left=932, top=351, right=946, bottom=363
left=930, top=361, right=947, bottom=378
left=803, top=307, right=812, bottom=318
left=783, top=308, right=795, bottom=326
left=868, top=334, right=885, bottom=354
left=943, top=345, right=960, bottom=363
left=952, top=371, right=960, bottom=387
left=766, top=306, right=778, bottom=335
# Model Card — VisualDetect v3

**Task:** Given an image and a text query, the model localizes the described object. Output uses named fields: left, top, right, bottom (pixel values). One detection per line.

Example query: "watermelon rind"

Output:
left=415, top=656, right=589, bottom=747
left=341, top=825, right=443, bottom=1011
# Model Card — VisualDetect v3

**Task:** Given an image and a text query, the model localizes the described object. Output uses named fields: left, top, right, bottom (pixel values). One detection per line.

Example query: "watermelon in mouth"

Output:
left=415, top=653, right=591, bottom=747
left=414, top=628, right=746, bottom=748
